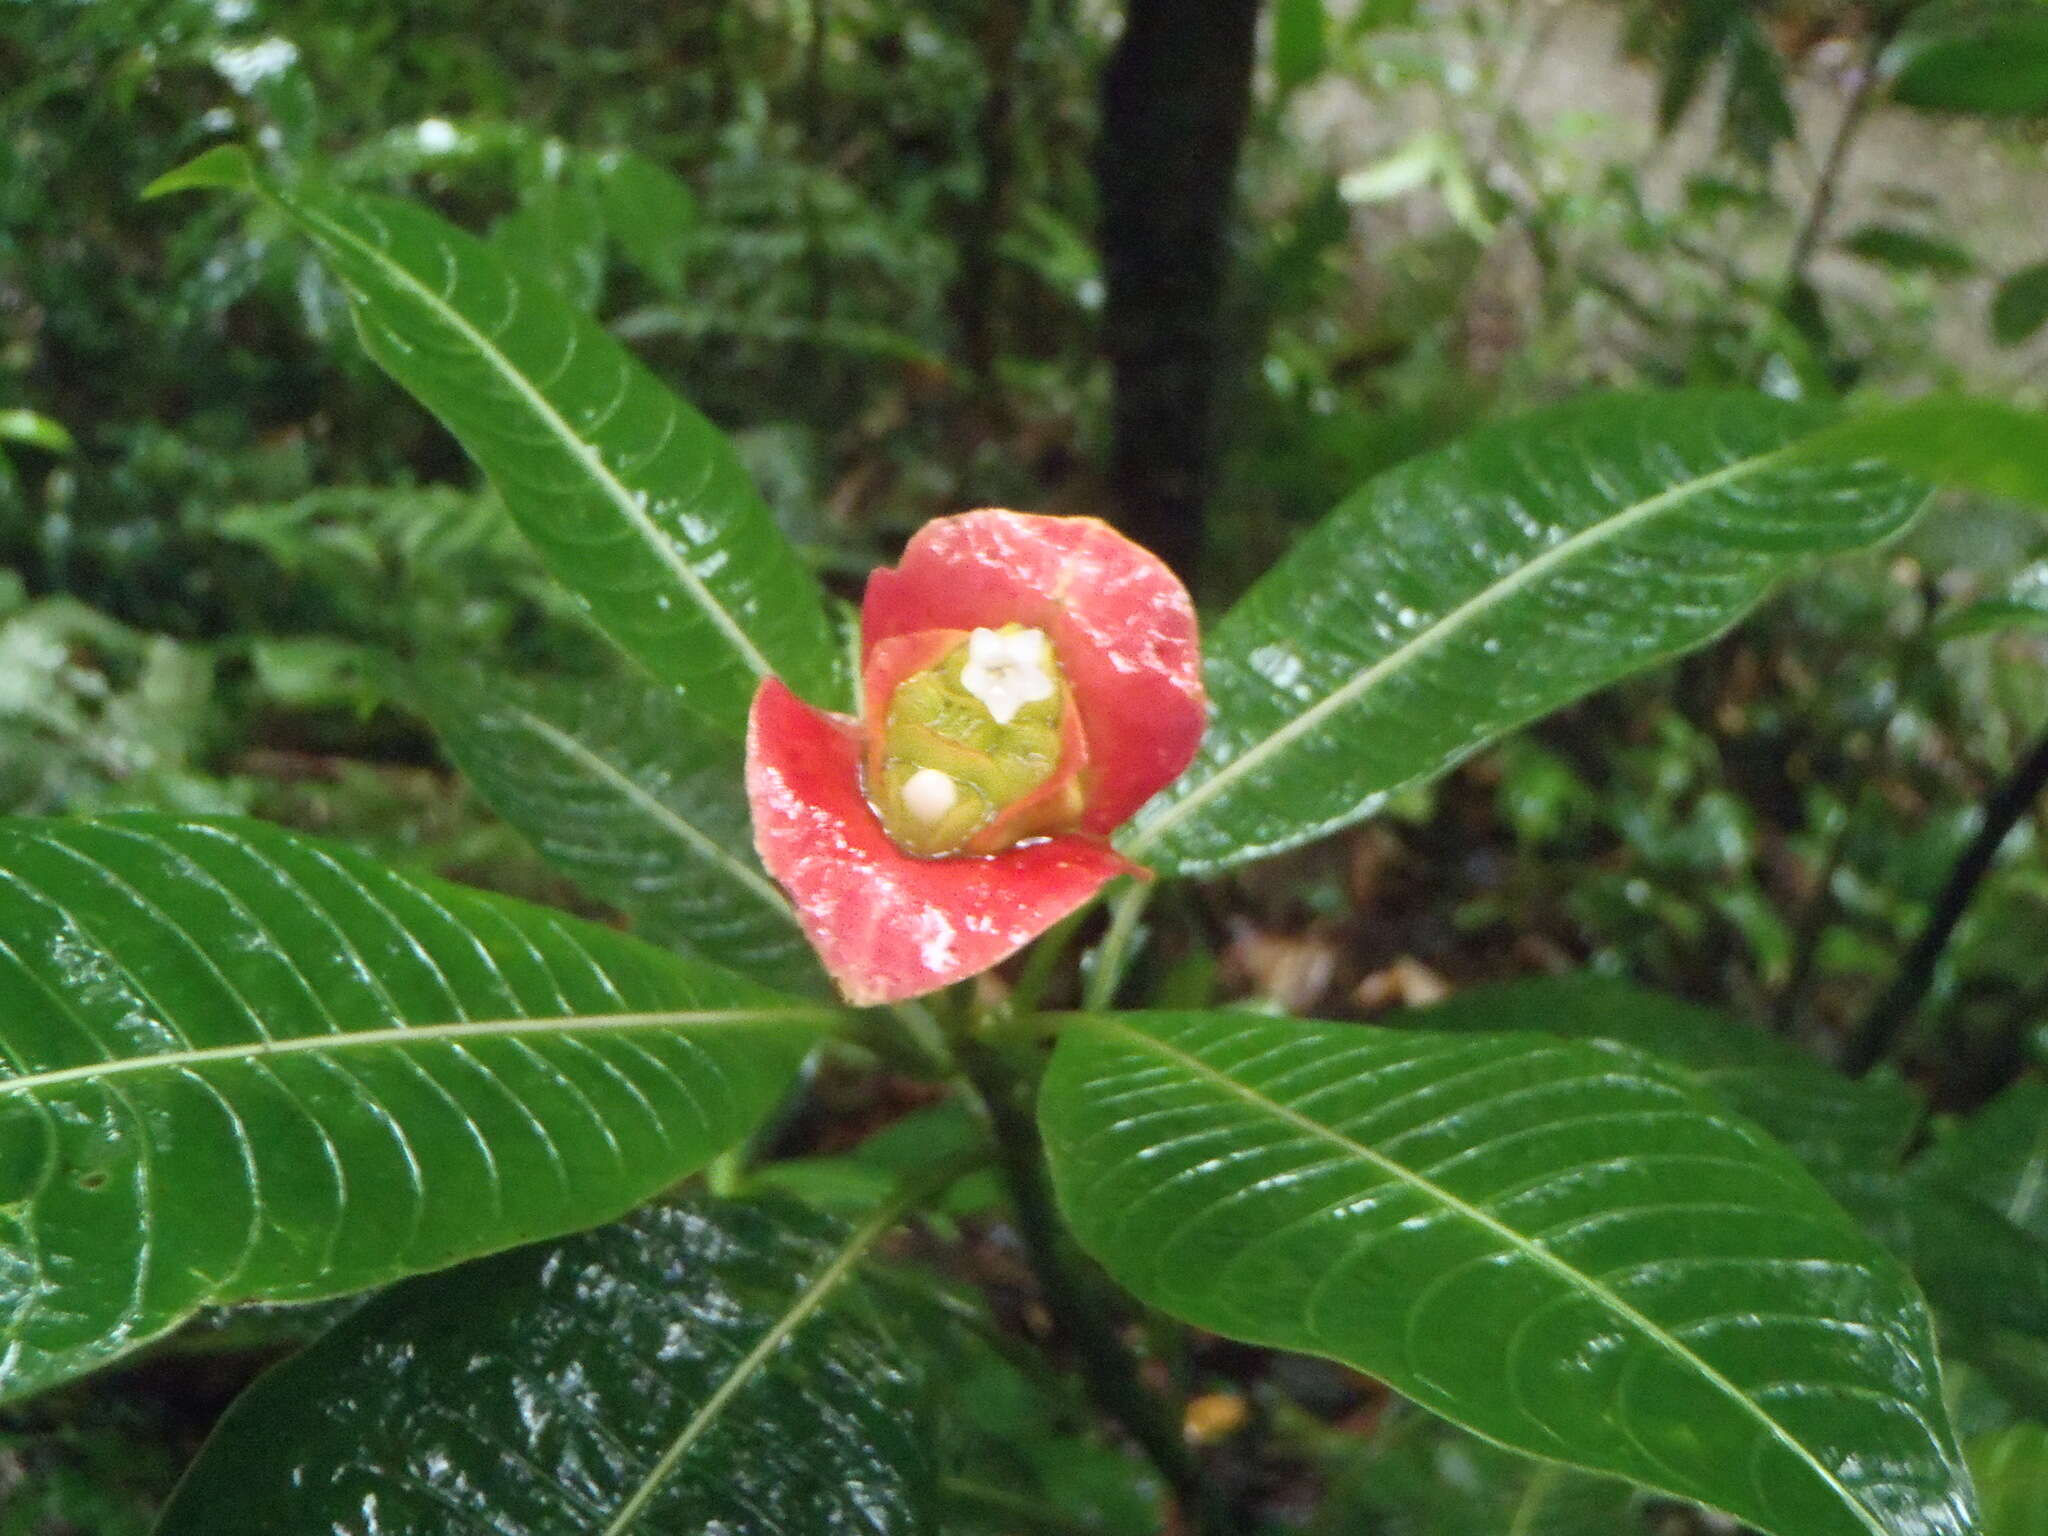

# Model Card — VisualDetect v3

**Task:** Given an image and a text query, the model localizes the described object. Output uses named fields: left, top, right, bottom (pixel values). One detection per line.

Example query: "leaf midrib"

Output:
left=288, top=195, right=777, bottom=687
left=1090, top=1017, right=1890, bottom=1536
left=1124, top=435, right=1811, bottom=860
left=501, top=703, right=796, bottom=922
left=0, top=1008, right=833, bottom=1100
left=598, top=1182, right=917, bottom=1536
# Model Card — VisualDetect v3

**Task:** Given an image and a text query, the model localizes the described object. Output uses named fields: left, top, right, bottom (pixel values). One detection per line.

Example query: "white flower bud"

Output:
left=900, top=766, right=960, bottom=824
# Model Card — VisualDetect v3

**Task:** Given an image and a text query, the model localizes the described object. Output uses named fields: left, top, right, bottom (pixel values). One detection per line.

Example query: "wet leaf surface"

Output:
left=1040, top=1009, right=1976, bottom=1536
left=1124, top=393, right=1927, bottom=875
left=156, top=1192, right=934, bottom=1535
left=154, top=147, right=844, bottom=733
left=0, top=815, right=827, bottom=1402
left=413, top=665, right=825, bottom=993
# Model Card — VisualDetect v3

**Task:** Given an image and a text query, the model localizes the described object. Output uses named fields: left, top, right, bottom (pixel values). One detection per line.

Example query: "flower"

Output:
left=746, top=510, right=1205, bottom=1005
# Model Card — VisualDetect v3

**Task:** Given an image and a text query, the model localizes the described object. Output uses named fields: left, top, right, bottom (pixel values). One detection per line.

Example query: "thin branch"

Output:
left=958, top=1036, right=1233, bottom=1536
left=1841, top=724, right=2048, bottom=1075
left=1784, top=18, right=1899, bottom=296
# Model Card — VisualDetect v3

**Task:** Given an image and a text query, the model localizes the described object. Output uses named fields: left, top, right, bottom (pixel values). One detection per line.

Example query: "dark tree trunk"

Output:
left=1094, top=0, right=1263, bottom=580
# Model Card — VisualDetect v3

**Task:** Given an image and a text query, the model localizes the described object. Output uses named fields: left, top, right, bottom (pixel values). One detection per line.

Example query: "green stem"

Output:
left=958, top=1034, right=1232, bottom=1536
left=876, top=1000, right=954, bottom=1076
left=1007, top=907, right=1089, bottom=1019
left=1083, top=880, right=1155, bottom=1010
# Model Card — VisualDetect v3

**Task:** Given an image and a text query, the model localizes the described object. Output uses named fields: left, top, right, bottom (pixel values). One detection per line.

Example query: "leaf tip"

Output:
left=143, top=145, right=259, bottom=202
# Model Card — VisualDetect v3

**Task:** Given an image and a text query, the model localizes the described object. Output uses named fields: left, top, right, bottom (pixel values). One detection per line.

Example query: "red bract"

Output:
left=747, top=510, right=1204, bottom=1005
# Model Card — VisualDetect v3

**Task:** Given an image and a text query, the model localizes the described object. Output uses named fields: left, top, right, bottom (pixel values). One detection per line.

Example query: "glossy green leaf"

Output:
left=149, top=145, right=841, bottom=733
left=1040, top=1010, right=1976, bottom=1536
left=489, top=186, right=607, bottom=311
left=1402, top=984, right=2046, bottom=1342
left=411, top=666, right=823, bottom=993
left=0, top=815, right=831, bottom=1403
left=1891, top=11, right=2048, bottom=115
left=1992, top=262, right=2048, bottom=347
left=1122, top=393, right=1928, bottom=874
left=1969, top=1424, right=2048, bottom=1536
left=1404, top=976, right=1921, bottom=1183
left=155, top=1192, right=932, bottom=1535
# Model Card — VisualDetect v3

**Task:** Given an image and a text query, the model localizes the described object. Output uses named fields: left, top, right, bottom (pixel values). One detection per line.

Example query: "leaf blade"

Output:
left=1123, top=393, right=1927, bottom=875
left=1401, top=976, right=1922, bottom=1184
left=1040, top=1010, right=1976, bottom=1536
left=158, top=152, right=841, bottom=730
left=154, top=1193, right=934, bottom=1536
left=0, top=815, right=831, bottom=1401
left=411, top=666, right=824, bottom=992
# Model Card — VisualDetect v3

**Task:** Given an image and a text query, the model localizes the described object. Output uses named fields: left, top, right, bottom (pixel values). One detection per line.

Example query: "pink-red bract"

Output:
left=747, top=510, right=1204, bottom=1005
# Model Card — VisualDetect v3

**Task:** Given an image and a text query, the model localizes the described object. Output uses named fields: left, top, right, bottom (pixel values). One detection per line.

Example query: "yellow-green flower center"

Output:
left=872, top=625, right=1076, bottom=857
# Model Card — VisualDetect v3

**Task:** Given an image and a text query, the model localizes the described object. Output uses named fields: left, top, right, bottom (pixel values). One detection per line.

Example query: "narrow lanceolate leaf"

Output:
left=150, top=146, right=842, bottom=732
left=0, top=816, right=832, bottom=1402
left=1122, top=393, right=1926, bottom=875
left=1040, top=1011, right=1976, bottom=1536
left=156, top=1193, right=933, bottom=1536
left=413, top=667, right=825, bottom=993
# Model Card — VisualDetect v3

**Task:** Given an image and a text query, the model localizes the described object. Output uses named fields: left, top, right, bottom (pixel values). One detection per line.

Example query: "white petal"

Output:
left=961, top=627, right=1055, bottom=725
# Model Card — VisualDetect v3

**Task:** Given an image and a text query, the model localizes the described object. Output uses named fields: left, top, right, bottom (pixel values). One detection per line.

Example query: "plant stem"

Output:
left=1841, top=723, right=2048, bottom=1075
left=958, top=1036, right=1232, bottom=1536
left=1784, top=19, right=1897, bottom=297
left=872, top=1000, right=954, bottom=1077
left=1083, top=880, right=1154, bottom=1010
left=1006, top=907, right=1089, bottom=1020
